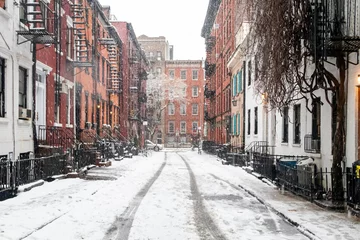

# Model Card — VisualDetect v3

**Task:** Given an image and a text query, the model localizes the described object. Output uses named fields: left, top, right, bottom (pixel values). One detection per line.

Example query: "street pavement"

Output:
left=0, top=150, right=358, bottom=240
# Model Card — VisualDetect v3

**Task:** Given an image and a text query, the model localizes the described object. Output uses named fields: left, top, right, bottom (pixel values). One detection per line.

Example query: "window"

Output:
left=182, top=87, right=186, bottom=97
left=232, top=74, right=236, bottom=96
left=312, top=98, right=321, bottom=139
left=232, top=114, right=237, bottom=135
left=67, top=89, right=71, bottom=124
left=102, top=58, right=105, bottom=84
left=181, top=70, right=186, bottom=79
left=169, top=70, right=174, bottom=80
left=192, top=103, right=198, bottom=115
left=0, top=57, right=5, bottom=117
left=168, top=103, right=175, bottom=115
left=294, top=104, right=301, bottom=144
left=156, top=67, right=161, bottom=75
left=331, top=94, right=337, bottom=144
left=19, top=67, right=27, bottom=108
left=180, top=121, right=186, bottom=133
left=192, top=122, right=198, bottom=133
left=180, top=103, right=186, bottom=115
left=0, top=0, right=5, bottom=9
left=192, top=70, right=198, bottom=80
left=247, top=109, right=251, bottom=135
left=192, top=86, right=199, bottom=97
left=66, top=27, right=73, bottom=59
left=19, top=2, right=26, bottom=24
left=282, top=107, right=289, bottom=143
left=168, top=121, right=175, bottom=133
left=254, top=107, right=258, bottom=135
left=247, top=60, right=251, bottom=86
left=85, top=95, right=89, bottom=123
left=237, top=113, right=241, bottom=135
left=157, top=51, right=161, bottom=60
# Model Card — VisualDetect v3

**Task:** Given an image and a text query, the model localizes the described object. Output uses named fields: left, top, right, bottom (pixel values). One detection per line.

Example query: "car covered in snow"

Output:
left=145, top=140, right=163, bottom=151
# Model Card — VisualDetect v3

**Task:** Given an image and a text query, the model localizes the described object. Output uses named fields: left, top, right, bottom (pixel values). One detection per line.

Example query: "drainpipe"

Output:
left=242, top=61, right=246, bottom=149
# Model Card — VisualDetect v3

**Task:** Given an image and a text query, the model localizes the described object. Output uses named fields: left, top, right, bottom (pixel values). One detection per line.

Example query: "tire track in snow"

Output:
left=209, top=173, right=313, bottom=240
left=19, top=211, right=69, bottom=240
left=103, top=155, right=167, bottom=240
left=177, top=153, right=227, bottom=240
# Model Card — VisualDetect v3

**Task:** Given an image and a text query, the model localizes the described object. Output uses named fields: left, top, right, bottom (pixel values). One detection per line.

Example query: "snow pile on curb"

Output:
left=18, top=180, right=45, bottom=193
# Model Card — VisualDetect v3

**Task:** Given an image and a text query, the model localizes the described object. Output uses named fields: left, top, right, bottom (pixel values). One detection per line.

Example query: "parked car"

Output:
left=145, top=140, right=163, bottom=151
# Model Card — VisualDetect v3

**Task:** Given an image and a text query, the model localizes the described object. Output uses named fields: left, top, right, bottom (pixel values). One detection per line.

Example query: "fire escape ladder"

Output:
left=108, top=45, right=121, bottom=92
left=71, top=0, right=92, bottom=67
left=17, top=0, right=56, bottom=45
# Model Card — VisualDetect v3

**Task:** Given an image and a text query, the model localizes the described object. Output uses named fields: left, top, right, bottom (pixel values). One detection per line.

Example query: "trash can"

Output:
left=353, top=160, right=360, bottom=205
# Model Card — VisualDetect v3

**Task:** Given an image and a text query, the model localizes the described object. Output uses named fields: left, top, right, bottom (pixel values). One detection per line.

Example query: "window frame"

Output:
left=169, top=69, right=175, bottom=80
left=168, top=121, right=175, bottom=133
left=18, top=67, right=28, bottom=108
left=192, top=86, right=199, bottom=97
left=282, top=106, right=289, bottom=143
left=293, top=104, right=301, bottom=144
left=180, top=121, right=186, bottom=133
left=180, top=103, right=186, bottom=115
left=192, top=69, right=198, bottom=80
left=168, top=102, right=175, bottom=115
left=192, top=103, right=198, bottom=115
left=180, top=70, right=186, bottom=80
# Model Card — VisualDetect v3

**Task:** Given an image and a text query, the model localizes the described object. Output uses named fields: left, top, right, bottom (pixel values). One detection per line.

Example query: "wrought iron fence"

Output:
left=0, top=153, right=68, bottom=200
left=74, top=149, right=97, bottom=170
left=253, top=153, right=277, bottom=180
left=16, top=154, right=67, bottom=186
left=0, top=159, right=16, bottom=200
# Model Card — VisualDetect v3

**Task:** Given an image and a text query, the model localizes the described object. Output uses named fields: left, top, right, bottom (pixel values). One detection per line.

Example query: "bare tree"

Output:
left=242, top=0, right=360, bottom=202
left=146, top=73, right=187, bottom=141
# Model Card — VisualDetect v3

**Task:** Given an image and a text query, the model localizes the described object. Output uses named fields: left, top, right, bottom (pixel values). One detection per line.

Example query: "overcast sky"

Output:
left=99, top=0, right=209, bottom=60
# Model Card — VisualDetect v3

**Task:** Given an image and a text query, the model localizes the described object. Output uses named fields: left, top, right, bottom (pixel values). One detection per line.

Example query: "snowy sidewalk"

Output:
left=183, top=151, right=360, bottom=240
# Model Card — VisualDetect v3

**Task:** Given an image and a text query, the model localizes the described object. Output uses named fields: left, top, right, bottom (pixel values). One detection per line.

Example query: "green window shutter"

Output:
left=237, top=113, right=241, bottom=135
left=233, top=115, right=236, bottom=135
left=238, top=71, right=242, bottom=93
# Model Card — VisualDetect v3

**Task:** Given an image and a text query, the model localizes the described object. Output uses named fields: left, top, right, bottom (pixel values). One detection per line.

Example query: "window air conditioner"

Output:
left=19, top=107, right=32, bottom=120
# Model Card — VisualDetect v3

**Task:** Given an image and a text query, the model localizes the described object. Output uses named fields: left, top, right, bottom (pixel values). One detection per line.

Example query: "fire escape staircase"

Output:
left=309, top=0, right=360, bottom=61
left=17, top=0, right=56, bottom=45
left=102, top=42, right=121, bottom=93
left=71, top=0, right=92, bottom=67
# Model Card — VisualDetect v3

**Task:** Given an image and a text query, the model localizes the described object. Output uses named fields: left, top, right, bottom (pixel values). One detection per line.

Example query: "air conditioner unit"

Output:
left=19, top=107, right=32, bottom=120
left=311, top=139, right=320, bottom=150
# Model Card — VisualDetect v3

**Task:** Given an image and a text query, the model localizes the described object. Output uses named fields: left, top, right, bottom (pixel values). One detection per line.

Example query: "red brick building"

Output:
left=23, top=0, right=124, bottom=155
left=164, top=60, right=204, bottom=147
left=111, top=22, right=149, bottom=147
left=202, top=0, right=235, bottom=144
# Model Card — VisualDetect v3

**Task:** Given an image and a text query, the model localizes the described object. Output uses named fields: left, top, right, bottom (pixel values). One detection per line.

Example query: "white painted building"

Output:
left=0, top=1, right=34, bottom=160
left=228, top=20, right=269, bottom=151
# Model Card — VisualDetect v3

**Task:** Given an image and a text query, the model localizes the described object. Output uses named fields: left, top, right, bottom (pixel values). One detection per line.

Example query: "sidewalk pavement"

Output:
left=233, top=165, right=360, bottom=240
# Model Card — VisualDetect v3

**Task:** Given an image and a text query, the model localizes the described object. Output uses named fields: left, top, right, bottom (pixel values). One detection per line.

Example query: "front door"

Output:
left=35, top=73, right=46, bottom=140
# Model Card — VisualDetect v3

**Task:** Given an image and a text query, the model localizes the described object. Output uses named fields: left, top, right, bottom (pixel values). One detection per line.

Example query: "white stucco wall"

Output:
left=0, top=3, right=34, bottom=159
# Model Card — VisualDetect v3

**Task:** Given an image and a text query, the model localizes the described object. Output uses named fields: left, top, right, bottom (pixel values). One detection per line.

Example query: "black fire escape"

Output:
left=71, top=0, right=92, bottom=68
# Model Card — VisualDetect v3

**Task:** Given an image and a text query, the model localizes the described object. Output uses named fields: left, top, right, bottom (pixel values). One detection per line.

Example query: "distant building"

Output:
left=164, top=60, right=204, bottom=147
left=138, top=35, right=173, bottom=144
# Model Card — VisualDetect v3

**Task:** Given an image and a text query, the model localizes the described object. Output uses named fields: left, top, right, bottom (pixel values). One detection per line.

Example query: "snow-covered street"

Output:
left=0, top=150, right=358, bottom=240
